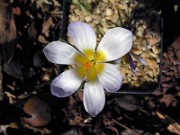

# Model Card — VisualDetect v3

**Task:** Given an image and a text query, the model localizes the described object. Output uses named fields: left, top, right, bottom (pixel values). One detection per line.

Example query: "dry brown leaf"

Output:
left=38, top=35, right=49, bottom=44
left=160, top=94, right=173, bottom=107
left=167, top=124, right=180, bottom=135
left=42, top=17, right=53, bottom=37
left=0, top=2, right=16, bottom=44
left=4, top=91, right=16, bottom=104
left=121, top=129, right=144, bottom=135
left=23, top=97, right=52, bottom=127
left=156, top=111, right=165, bottom=119
left=23, top=123, right=51, bottom=134
left=12, top=7, right=21, bottom=15
left=156, top=111, right=180, bottom=135
left=60, top=128, right=79, bottom=135
left=116, top=95, right=140, bottom=111
left=112, top=119, right=141, bottom=135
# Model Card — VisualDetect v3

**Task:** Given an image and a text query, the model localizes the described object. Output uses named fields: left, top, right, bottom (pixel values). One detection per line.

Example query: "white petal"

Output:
left=43, top=41, right=79, bottom=65
left=51, top=69, right=84, bottom=97
left=98, top=63, right=122, bottom=93
left=68, top=21, right=96, bottom=52
left=98, top=27, right=133, bottom=61
left=83, top=81, right=105, bottom=117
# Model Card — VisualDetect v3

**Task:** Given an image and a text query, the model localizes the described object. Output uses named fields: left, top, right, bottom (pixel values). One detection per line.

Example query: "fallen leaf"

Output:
left=60, top=128, right=79, bottom=135
left=116, top=95, right=140, bottom=111
left=42, top=17, right=53, bottom=37
left=33, top=50, right=46, bottom=67
left=121, top=129, right=144, bottom=135
left=23, top=97, right=52, bottom=127
left=167, top=124, right=180, bottom=135
left=160, top=94, right=173, bottom=107
left=3, top=58, right=23, bottom=79
left=156, top=111, right=180, bottom=135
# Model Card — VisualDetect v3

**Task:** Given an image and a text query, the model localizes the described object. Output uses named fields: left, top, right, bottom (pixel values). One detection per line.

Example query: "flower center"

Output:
left=74, top=49, right=106, bottom=82
left=84, top=62, right=92, bottom=71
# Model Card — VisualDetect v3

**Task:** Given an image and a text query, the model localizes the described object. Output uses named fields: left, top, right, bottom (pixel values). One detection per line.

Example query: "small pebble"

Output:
left=85, top=16, right=92, bottom=22
left=150, top=52, right=158, bottom=58
left=106, top=8, right=113, bottom=16
left=152, top=46, right=160, bottom=54
left=133, top=50, right=142, bottom=55
left=148, top=70, right=154, bottom=77
left=147, top=59, right=157, bottom=66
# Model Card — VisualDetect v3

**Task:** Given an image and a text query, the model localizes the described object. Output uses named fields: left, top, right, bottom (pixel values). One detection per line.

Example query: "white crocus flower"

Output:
left=43, top=21, right=132, bottom=116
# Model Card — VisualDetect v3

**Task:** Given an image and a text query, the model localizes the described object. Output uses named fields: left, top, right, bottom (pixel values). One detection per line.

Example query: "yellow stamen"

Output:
left=83, top=49, right=94, bottom=60
left=74, top=49, right=106, bottom=82
left=87, top=65, right=97, bottom=82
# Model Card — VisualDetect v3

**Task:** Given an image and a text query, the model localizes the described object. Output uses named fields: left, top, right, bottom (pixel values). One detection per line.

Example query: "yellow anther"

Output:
left=74, top=49, right=106, bottom=82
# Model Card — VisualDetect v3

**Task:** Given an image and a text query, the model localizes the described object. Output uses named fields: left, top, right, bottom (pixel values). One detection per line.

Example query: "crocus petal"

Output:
left=68, top=21, right=96, bottom=52
left=98, top=63, right=122, bottom=93
left=83, top=81, right=105, bottom=117
left=97, top=27, right=133, bottom=61
left=51, top=69, right=84, bottom=97
left=43, top=41, right=79, bottom=65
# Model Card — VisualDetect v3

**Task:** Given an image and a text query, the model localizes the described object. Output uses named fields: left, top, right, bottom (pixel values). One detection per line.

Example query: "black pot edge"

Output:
left=59, top=0, right=164, bottom=95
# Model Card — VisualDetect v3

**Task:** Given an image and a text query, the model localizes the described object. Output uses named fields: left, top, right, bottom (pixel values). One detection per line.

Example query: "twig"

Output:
left=112, top=119, right=142, bottom=135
